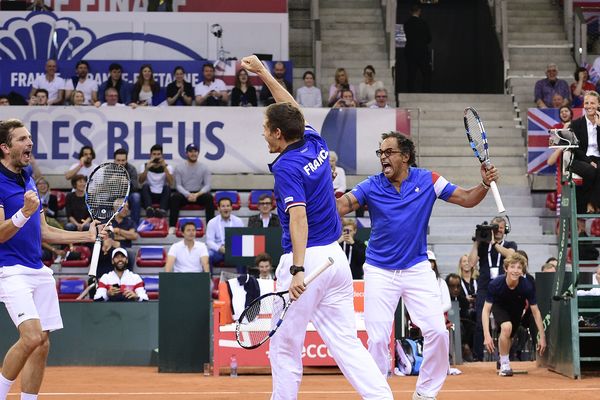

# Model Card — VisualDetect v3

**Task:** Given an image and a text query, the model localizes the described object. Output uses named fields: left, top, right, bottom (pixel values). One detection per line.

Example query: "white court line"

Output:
left=7, top=387, right=600, bottom=396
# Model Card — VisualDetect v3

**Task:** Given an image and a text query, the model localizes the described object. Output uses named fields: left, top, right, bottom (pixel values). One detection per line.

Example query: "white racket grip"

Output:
left=489, top=181, right=506, bottom=214
left=304, top=257, right=335, bottom=286
left=88, top=237, right=101, bottom=278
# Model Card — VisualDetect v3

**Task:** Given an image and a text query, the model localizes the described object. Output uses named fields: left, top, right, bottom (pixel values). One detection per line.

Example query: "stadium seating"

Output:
left=137, top=217, right=168, bottom=238
left=545, top=191, right=557, bottom=212
left=214, top=191, right=241, bottom=210
left=57, top=277, right=86, bottom=300
left=248, top=190, right=275, bottom=210
left=175, top=217, right=205, bottom=237
left=136, top=246, right=167, bottom=268
left=51, top=190, right=66, bottom=210
left=142, top=275, right=159, bottom=300
left=61, top=246, right=91, bottom=268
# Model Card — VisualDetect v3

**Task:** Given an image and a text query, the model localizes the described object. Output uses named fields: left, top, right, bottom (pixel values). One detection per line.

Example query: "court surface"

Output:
left=4, top=361, right=600, bottom=399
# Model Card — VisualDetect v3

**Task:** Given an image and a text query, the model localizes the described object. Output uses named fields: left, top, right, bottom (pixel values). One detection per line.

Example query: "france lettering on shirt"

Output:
left=270, top=126, right=341, bottom=253
left=351, top=168, right=456, bottom=270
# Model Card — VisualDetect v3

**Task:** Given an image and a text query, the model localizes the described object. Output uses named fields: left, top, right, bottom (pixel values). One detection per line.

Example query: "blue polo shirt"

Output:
left=352, top=168, right=456, bottom=270
left=0, top=163, right=43, bottom=269
left=269, top=125, right=341, bottom=253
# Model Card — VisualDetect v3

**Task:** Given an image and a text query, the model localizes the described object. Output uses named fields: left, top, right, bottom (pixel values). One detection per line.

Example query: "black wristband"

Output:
left=290, top=265, right=305, bottom=276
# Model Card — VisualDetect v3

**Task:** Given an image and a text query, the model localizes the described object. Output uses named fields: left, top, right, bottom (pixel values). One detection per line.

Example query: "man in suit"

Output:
left=247, top=194, right=280, bottom=228
left=338, top=219, right=366, bottom=280
left=568, top=91, right=600, bottom=213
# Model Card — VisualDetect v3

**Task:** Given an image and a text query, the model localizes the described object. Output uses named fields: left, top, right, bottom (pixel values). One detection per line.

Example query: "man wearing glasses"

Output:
left=337, top=132, right=499, bottom=400
left=369, top=88, right=390, bottom=109
left=248, top=194, right=280, bottom=228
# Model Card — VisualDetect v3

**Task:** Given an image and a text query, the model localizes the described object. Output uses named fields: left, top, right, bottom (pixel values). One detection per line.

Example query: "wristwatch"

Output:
left=289, top=265, right=305, bottom=276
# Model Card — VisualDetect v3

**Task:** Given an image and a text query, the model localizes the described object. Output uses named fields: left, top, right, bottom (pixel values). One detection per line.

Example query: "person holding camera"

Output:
left=328, top=68, right=357, bottom=107
left=358, top=65, right=384, bottom=107
left=139, top=144, right=173, bottom=218
left=333, top=89, right=358, bottom=109
left=468, top=216, right=517, bottom=362
left=338, top=219, right=366, bottom=280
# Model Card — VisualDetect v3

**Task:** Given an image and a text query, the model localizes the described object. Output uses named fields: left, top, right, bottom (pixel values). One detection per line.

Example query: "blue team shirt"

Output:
left=269, top=125, right=341, bottom=253
left=352, top=168, right=456, bottom=270
left=0, top=163, right=43, bottom=269
left=486, top=275, right=537, bottom=309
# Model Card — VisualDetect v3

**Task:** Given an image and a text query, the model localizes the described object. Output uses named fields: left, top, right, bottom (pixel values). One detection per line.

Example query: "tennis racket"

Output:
left=235, top=257, right=335, bottom=349
left=463, top=107, right=506, bottom=213
left=83, top=162, right=130, bottom=280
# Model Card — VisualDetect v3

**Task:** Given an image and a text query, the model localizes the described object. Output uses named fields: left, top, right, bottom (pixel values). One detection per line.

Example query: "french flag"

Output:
left=231, top=235, right=266, bottom=257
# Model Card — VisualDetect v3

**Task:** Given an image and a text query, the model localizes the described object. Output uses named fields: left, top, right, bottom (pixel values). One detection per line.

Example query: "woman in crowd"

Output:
left=327, top=67, right=356, bottom=107
left=571, top=67, right=595, bottom=108
left=166, top=66, right=194, bottom=106
left=71, top=90, right=86, bottom=106
left=296, top=70, right=322, bottom=107
left=358, top=65, right=384, bottom=107
left=230, top=68, right=257, bottom=106
left=130, top=64, right=161, bottom=107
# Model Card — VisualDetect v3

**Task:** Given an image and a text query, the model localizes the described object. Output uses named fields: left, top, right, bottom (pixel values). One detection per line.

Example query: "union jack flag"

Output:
left=527, top=108, right=583, bottom=175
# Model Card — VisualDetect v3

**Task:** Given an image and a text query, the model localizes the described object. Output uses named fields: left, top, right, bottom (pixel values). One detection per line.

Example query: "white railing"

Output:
left=489, top=0, right=509, bottom=91
left=573, top=7, right=587, bottom=67
left=310, top=0, right=322, bottom=87
left=564, top=0, right=574, bottom=45
left=381, top=0, right=397, bottom=70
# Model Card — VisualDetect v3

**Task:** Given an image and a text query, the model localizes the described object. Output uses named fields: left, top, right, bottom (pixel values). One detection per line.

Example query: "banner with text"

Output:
left=0, top=106, right=407, bottom=175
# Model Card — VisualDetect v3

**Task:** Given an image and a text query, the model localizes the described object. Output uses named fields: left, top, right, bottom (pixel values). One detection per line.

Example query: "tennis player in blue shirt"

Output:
left=0, top=119, right=101, bottom=400
left=337, top=132, right=498, bottom=400
left=241, top=56, right=392, bottom=400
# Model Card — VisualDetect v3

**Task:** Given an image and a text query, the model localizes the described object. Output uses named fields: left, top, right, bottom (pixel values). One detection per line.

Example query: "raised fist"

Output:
left=241, top=56, right=265, bottom=74
left=22, top=190, right=40, bottom=217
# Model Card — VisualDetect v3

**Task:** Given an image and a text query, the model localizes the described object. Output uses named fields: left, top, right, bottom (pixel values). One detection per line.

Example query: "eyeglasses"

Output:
left=376, top=95, right=387, bottom=98
left=258, top=201, right=272, bottom=206
left=375, top=149, right=403, bottom=158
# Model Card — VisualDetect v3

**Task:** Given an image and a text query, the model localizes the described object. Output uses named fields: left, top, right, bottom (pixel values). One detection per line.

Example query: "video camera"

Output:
left=473, top=221, right=498, bottom=243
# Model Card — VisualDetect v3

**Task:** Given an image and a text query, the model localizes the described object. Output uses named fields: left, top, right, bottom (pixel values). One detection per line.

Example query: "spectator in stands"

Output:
left=295, top=70, right=322, bottom=108
left=404, top=3, right=432, bottom=93
left=195, top=63, right=228, bottom=106
left=370, top=88, right=391, bottom=109
left=333, top=89, right=358, bottom=108
left=166, top=66, right=194, bottom=106
left=446, top=272, right=475, bottom=362
left=540, top=263, right=556, bottom=273
left=139, top=144, right=173, bottom=218
left=428, top=250, right=451, bottom=313
left=130, top=64, right=161, bottom=107
left=29, top=59, right=64, bottom=105
left=65, top=60, right=98, bottom=105
left=468, top=216, right=517, bottom=362
left=96, top=231, right=120, bottom=283
left=94, top=248, right=149, bottom=302
left=545, top=256, right=558, bottom=268
left=483, top=253, right=546, bottom=376
left=97, top=87, right=126, bottom=107
left=97, top=63, right=132, bottom=105
left=27, top=0, right=53, bottom=10
left=28, top=89, right=48, bottom=106
left=567, top=91, right=600, bottom=213
left=328, top=67, right=356, bottom=107
left=64, top=174, right=91, bottom=231
left=247, top=193, right=280, bottom=228
left=206, top=197, right=244, bottom=272
left=551, top=93, right=565, bottom=109
left=329, top=150, right=346, bottom=197
left=255, top=252, right=274, bottom=279
left=70, top=90, right=86, bottom=106
left=114, top=148, right=141, bottom=223
left=577, top=265, right=600, bottom=296
left=457, top=254, right=477, bottom=359
left=338, top=218, right=366, bottom=280
left=260, top=62, right=292, bottom=106
left=571, top=67, right=595, bottom=108
left=36, top=177, right=58, bottom=218
left=65, top=145, right=98, bottom=181
left=111, top=198, right=138, bottom=251
left=165, top=221, right=210, bottom=273
left=534, top=63, right=570, bottom=108
left=148, top=0, right=172, bottom=11
left=0, top=95, right=9, bottom=106
left=169, top=143, right=215, bottom=229
left=358, top=65, right=384, bottom=107
left=230, top=68, right=257, bottom=106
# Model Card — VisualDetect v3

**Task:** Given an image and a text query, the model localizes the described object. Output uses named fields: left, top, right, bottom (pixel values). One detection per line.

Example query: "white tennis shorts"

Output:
left=0, top=265, right=63, bottom=331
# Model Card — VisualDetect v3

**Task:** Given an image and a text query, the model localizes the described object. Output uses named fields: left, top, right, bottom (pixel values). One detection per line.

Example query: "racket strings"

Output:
left=464, top=112, right=488, bottom=160
left=86, top=164, right=130, bottom=221
left=237, top=293, right=286, bottom=348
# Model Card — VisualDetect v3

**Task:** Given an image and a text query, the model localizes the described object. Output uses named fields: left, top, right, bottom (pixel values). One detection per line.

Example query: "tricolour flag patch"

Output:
left=231, top=234, right=266, bottom=257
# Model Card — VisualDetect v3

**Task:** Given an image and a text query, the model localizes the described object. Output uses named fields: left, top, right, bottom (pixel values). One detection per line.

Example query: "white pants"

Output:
left=364, top=261, right=448, bottom=398
left=0, top=265, right=63, bottom=331
left=270, top=242, right=392, bottom=400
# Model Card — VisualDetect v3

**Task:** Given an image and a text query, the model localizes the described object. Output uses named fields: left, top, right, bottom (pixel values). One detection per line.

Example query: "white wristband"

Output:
left=11, top=210, right=30, bottom=228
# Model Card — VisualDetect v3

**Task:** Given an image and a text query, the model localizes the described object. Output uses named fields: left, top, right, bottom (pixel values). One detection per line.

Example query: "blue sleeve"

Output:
left=273, top=161, right=306, bottom=213
left=351, top=178, right=371, bottom=206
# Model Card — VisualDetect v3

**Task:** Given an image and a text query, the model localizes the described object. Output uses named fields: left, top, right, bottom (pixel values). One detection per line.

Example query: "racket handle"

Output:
left=88, top=237, right=101, bottom=278
left=489, top=181, right=506, bottom=214
left=304, top=257, right=335, bottom=286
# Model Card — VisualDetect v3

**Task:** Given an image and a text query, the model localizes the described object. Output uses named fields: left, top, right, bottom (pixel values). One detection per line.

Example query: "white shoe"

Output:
left=412, top=391, right=436, bottom=400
